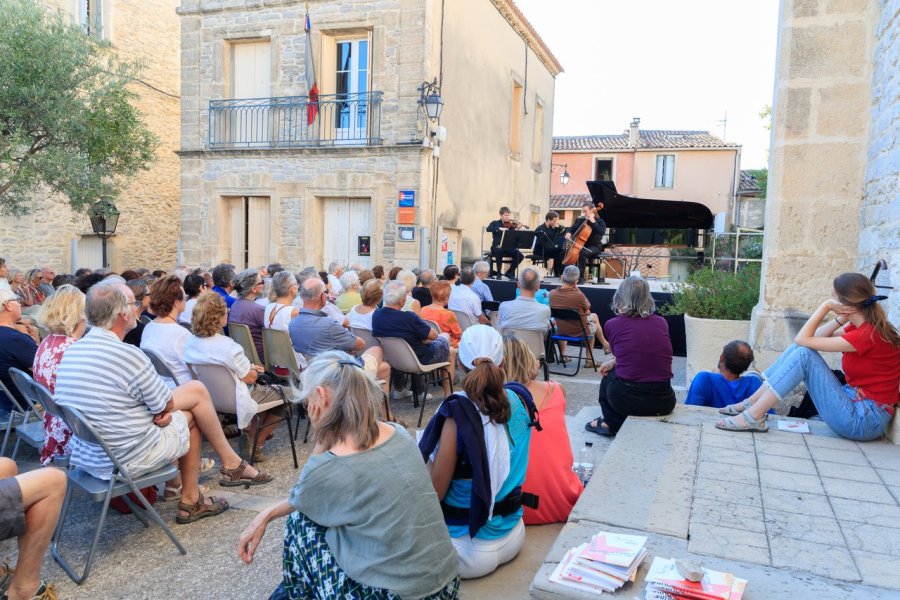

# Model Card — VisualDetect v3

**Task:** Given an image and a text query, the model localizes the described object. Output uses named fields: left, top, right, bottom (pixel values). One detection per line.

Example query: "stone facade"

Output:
left=0, top=0, right=181, bottom=274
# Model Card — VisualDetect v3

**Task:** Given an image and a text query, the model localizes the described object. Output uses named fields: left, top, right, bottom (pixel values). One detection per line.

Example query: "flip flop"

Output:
left=715, top=409, right=768, bottom=433
left=585, top=418, right=616, bottom=437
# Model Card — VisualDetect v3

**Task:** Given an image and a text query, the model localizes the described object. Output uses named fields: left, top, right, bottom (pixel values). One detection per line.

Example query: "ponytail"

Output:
left=834, top=273, right=900, bottom=348
left=862, top=303, right=900, bottom=348
left=463, top=358, right=510, bottom=424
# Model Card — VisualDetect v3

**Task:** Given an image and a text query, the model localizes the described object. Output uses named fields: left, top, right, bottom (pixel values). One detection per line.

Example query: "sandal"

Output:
left=585, top=419, right=616, bottom=438
left=175, top=493, right=229, bottom=524
left=715, top=409, right=768, bottom=433
left=200, top=457, right=215, bottom=472
left=719, top=399, right=753, bottom=416
left=0, top=562, right=14, bottom=595
left=219, top=460, right=273, bottom=488
left=163, top=483, right=210, bottom=502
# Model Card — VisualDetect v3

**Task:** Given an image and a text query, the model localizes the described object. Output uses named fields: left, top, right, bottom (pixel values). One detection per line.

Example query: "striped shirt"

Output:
left=54, top=327, right=172, bottom=479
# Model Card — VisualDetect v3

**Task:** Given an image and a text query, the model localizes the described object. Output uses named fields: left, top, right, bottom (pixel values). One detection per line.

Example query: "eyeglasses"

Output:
left=131, top=301, right=143, bottom=307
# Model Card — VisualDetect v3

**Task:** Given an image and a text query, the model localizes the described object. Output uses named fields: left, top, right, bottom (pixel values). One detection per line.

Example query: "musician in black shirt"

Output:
left=565, top=199, right=606, bottom=283
left=534, top=211, right=566, bottom=277
left=486, top=206, right=524, bottom=279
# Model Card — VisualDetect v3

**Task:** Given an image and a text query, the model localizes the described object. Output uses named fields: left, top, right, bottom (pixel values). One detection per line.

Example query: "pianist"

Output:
left=534, top=211, right=566, bottom=277
left=564, top=199, right=606, bottom=284
left=486, top=207, right=524, bottom=279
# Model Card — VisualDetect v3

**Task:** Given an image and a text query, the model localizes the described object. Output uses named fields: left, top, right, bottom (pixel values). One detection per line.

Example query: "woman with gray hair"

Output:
left=397, top=269, right=422, bottom=315
left=335, top=270, right=361, bottom=314
left=229, top=268, right=267, bottom=360
left=585, top=275, right=675, bottom=437
left=238, top=351, right=460, bottom=599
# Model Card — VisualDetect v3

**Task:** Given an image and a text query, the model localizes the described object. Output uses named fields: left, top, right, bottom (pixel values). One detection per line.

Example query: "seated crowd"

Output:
left=0, top=254, right=897, bottom=599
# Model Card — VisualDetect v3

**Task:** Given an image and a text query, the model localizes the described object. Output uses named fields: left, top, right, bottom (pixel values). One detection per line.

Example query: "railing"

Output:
left=208, top=91, right=383, bottom=149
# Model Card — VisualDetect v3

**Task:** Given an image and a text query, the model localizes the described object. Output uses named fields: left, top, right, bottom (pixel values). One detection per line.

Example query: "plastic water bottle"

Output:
left=574, top=442, right=595, bottom=486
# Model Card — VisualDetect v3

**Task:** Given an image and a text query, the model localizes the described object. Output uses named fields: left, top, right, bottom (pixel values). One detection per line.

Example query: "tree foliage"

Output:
left=746, top=168, right=767, bottom=199
left=0, top=0, right=158, bottom=216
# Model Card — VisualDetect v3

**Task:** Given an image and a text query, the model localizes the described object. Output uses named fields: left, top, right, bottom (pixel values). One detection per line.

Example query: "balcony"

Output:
left=208, top=91, right=383, bottom=149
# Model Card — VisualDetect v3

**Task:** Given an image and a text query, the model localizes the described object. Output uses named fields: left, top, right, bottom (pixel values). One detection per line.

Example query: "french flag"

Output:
left=304, top=11, right=319, bottom=125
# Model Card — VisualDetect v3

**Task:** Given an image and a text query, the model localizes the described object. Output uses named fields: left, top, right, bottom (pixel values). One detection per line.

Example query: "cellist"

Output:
left=564, top=199, right=606, bottom=284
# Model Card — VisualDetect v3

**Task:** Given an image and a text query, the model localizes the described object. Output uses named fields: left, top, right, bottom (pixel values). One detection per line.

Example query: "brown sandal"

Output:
left=175, top=493, right=229, bottom=524
left=219, top=460, right=273, bottom=488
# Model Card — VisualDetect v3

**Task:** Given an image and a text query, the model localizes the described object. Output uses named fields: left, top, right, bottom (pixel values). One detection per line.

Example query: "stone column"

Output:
left=751, top=0, right=878, bottom=368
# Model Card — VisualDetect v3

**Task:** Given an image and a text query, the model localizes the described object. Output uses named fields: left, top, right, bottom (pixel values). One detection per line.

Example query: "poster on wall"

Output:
left=398, top=190, right=415, bottom=207
left=398, top=207, right=416, bottom=224
left=357, top=236, right=371, bottom=256
left=398, top=226, right=415, bottom=241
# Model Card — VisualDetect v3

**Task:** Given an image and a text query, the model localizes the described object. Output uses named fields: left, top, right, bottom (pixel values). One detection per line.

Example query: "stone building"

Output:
left=753, top=0, right=899, bottom=365
left=177, top=0, right=561, bottom=271
left=0, top=0, right=181, bottom=273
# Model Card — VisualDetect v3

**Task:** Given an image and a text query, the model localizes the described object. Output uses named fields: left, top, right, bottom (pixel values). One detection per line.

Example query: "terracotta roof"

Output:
left=491, top=0, right=563, bottom=76
left=553, top=130, right=740, bottom=152
left=738, top=170, right=762, bottom=194
left=550, top=194, right=592, bottom=210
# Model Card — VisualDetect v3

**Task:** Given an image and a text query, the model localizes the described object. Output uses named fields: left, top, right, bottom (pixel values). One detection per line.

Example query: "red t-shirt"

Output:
left=841, top=322, right=900, bottom=408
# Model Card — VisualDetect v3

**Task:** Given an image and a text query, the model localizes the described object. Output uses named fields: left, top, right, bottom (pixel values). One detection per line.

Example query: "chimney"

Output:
left=628, top=117, right=640, bottom=147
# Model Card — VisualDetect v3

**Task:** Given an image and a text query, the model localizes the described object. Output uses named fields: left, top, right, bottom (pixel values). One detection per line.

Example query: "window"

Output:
left=78, top=0, right=105, bottom=39
left=531, top=102, right=544, bottom=168
left=595, top=158, right=613, bottom=181
left=509, top=82, right=523, bottom=156
left=655, top=155, right=675, bottom=188
left=334, top=38, right=369, bottom=140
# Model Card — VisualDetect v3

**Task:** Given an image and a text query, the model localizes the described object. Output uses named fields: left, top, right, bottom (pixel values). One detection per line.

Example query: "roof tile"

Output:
left=553, top=130, right=739, bottom=152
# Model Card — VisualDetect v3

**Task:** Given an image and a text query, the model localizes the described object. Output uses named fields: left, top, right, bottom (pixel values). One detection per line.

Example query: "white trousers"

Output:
left=452, top=518, right=526, bottom=579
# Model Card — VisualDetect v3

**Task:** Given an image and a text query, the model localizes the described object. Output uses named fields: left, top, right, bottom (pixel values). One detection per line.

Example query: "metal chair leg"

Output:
left=127, top=482, right=185, bottom=556
left=249, top=414, right=261, bottom=466
left=284, top=404, right=298, bottom=469
left=0, top=413, right=14, bottom=456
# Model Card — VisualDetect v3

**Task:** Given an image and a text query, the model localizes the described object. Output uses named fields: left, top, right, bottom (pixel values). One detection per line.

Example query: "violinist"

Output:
left=565, top=200, right=606, bottom=284
left=486, top=206, right=524, bottom=279
left=534, top=211, right=566, bottom=277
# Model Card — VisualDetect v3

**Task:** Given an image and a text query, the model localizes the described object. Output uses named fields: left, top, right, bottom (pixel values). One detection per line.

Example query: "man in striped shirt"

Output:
left=55, top=281, right=273, bottom=524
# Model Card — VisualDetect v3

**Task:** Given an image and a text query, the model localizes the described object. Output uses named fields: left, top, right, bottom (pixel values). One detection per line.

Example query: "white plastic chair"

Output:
left=501, top=328, right=549, bottom=381
left=376, top=337, right=452, bottom=427
left=451, top=309, right=477, bottom=331
left=350, top=326, right=380, bottom=350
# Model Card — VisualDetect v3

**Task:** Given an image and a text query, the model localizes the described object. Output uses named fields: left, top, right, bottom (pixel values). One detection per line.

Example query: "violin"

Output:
left=506, top=219, right=523, bottom=230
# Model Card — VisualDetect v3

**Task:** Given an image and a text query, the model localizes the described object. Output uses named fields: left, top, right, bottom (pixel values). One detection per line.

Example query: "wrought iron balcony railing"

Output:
left=208, top=91, right=383, bottom=149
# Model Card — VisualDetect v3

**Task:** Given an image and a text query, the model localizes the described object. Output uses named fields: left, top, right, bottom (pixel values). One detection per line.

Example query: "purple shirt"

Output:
left=605, top=314, right=673, bottom=382
left=228, top=299, right=265, bottom=360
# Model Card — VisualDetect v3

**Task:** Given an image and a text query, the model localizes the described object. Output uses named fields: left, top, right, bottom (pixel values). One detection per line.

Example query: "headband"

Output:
left=862, top=295, right=888, bottom=307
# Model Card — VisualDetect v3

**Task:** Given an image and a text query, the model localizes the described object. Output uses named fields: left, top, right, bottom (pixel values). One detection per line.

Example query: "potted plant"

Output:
left=661, top=264, right=761, bottom=382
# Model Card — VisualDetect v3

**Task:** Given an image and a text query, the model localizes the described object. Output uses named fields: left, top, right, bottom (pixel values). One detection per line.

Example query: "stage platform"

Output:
left=484, top=277, right=686, bottom=357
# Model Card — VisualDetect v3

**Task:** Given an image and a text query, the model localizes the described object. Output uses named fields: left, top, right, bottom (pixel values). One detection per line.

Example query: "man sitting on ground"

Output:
left=685, top=340, right=763, bottom=410
left=0, top=458, right=66, bottom=600
left=499, top=268, right=551, bottom=332
left=211, top=263, right=237, bottom=309
left=54, top=281, right=273, bottom=526
left=448, top=267, right=489, bottom=326
left=411, top=269, right=435, bottom=307
left=549, top=265, right=610, bottom=360
left=471, top=261, right=494, bottom=302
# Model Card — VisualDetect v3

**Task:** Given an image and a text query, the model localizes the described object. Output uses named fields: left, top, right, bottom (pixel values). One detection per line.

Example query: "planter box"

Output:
left=683, top=313, right=751, bottom=384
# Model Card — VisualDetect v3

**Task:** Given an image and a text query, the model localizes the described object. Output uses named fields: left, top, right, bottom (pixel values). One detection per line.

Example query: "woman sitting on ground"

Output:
left=228, top=268, right=267, bottom=360
left=419, top=325, right=533, bottom=579
left=179, top=271, right=208, bottom=326
left=238, top=351, right=460, bottom=599
left=421, top=280, right=462, bottom=348
left=585, top=275, right=675, bottom=437
left=335, top=271, right=362, bottom=314
left=32, top=285, right=85, bottom=465
left=716, top=272, right=900, bottom=440
left=347, top=280, right=382, bottom=332
left=503, top=334, right=582, bottom=524
left=185, top=293, right=283, bottom=462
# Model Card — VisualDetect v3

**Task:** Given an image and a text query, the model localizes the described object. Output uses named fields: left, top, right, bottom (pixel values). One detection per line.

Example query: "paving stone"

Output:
left=699, top=444, right=758, bottom=468
left=764, top=509, right=845, bottom=546
left=815, top=460, right=881, bottom=483
left=851, top=549, right=900, bottom=589
left=841, top=522, right=900, bottom=557
left=831, top=497, right=900, bottom=527
left=808, top=445, right=870, bottom=466
left=756, top=454, right=817, bottom=475
left=700, top=431, right=756, bottom=453
left=694, top=477, right=762, bottom=507
left=821, top=477, right=896, bottom=504
left=763, top=429, right=808, bottom=445
left=889, top=486, right=900, bottom=503
left=697, top=461, right=759, bottom=486
left=754, top=439, right=812, bottom=459
left=759, top=468, right=825, bottom=495
left=875, top=468, right=900, bottom=486
left=689, top=496, right=766, bottom=533
left=805, top=434, right=860, bottom=450
left=687, top=522, right=770, bottom=566
left=761, top=487, right=835, bottom=518
left=770, top=537, right=861, bottom=582
left=863, top=451, right=900, bottom=472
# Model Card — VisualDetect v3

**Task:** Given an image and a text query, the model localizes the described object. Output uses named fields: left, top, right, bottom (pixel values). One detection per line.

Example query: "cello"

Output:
left=562, top=205, right=598, bottom=266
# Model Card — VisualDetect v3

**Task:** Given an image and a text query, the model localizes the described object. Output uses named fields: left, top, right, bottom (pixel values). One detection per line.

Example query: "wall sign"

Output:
left=398, top=226, right=415, bottom=241
left=357, top=236, right=371, bottom=256
left=398, top=207, right=416, bottom=224
left=398, top=190, right=415, bottom=207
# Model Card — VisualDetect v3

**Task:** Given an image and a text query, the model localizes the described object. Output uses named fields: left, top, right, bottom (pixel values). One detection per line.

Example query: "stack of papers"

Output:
left=644, top=557, right=747, bottom=600
left=549, top=532, right=648, bottom=595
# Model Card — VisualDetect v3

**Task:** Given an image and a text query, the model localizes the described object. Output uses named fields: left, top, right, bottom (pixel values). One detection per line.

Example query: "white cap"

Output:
left=457, top=325, right=504, bottom=370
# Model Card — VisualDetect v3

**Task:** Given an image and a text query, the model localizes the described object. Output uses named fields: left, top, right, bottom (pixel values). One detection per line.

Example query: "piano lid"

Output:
left=587, top=180, right=714, bottom=230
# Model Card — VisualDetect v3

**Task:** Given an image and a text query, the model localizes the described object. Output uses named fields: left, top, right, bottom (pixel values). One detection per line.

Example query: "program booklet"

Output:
left=644, top=557, right=747, bottom=600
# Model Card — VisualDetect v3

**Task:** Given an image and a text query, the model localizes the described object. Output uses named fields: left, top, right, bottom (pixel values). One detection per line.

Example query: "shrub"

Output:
left=660, top=264, right=760, bottom=320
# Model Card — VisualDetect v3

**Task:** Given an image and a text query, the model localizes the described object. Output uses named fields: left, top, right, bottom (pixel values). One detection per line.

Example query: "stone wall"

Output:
left=859, top=1, right=899, bottom=325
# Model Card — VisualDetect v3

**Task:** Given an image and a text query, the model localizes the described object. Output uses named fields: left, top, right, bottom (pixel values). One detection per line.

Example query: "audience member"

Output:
left=358, top=269, right=375, bottom=285
left=264, top=271, right=300, bottom=330
left=152, top=269, right=167, bottom=279
left=585, top=276, right=675, bottom=437
left=0, top=289, right=39, bottom=423
left=449, top=267, right=489, bottom=325
left=419, top=325, right=532, bottom=579
left=335, top=271, right=362, bottom=314
left=74, top=267, right=92, bottom=278
left=180, top=272, right=208, bottom=325
left=503, top=334, right=582, bottom=524
left=327, top=262, right=345, bottom=295
left=388, top=266, right=403, bottom=281
left=73, top=272, right=106, bottom=294
left=32, top=285, right=85, bottom=465
left=238, top=351, right=460, bottom=599
left=54, top=281, right=270, bottom=526
left=549, top=265, right=610, bottom=362
left=141, top=275, right=193, bottom=388
left=498, top=268, right=551, bottom=332
left=716, top=273, right=900, bottom=440
left=7, top=269, right=26, bottom=303
left=120, top=270, right=142, bottom=282
left=348, top=262, right=365, bottom=272
left=51, top=274, right=75, bottom=289
left=372, top=265, right=386, bottom=282
left=123, top=278, right=150, bottom=347
left=228, top=268, right=267, bottom=360
left=412, top=269, right=435, bottom=307
left=397, top=270, right=422, bottom=314
left=21, top=269, right=45, bottom=307
left=0, top=458, right=66, bottom=600
left=421, top=281, right=463, bottom=348
left=290, top=279, right=365, bottom=358
left=471, top=261, right=494, bottom=302
left=211, top=263, right=237, bottom=309
left=267, top=263, right=285, bottom=278
left=685, top=340, right=762, bottom=410
left=37, top=268, right=55, bottom=299
left=0, top=258, right=9, bottom=293
left=347, top=280, right=382, bottom=332
left=443, top=265, right=460, bottom=285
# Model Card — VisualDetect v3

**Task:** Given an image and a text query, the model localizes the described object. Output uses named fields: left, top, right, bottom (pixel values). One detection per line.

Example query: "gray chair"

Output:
left=501, top=328, right=549, bottom=381
left=350, top=326, right=380, bottom=350
left=0, top=379, right=28, bottom=457
left=451, top=309, right=477, bottom=331
left=186, top=362, right=298, bottom=468
left=228, top=322, right=263, bottom=365
left=424, top=319, right=442, bottom=334
left=262, top=328, right=311, bottom=444
left=376, top=336, right=452, bottom=427
left=50, top=402, right=185, bottom=584
left=142, top=348, right=187, bottom=386
left=7, top=368, right=46, bottom=458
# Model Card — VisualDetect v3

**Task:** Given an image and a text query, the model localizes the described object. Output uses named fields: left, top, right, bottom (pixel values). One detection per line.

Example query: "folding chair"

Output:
left=228, top=322, right=263, bottom=365
left=377, top=337, right=452, bottom=427
left=350, top=327, right=381, bottom=350
left=50, top=403, right=185, bottom=584
left=0, top=378, right=31, bottom=457
left=187, top=363, right=298, bottom=468
left=7, top=368, right=46, bottom=458
left=549, top=308, right=598, bottom=377
left=451, top=309, right=477, bottom=331
left=501, top=328, right=549, bottom=381
left=262, top=328, right=310, bottom=443
left=142, top=348, right=187, bottom=387
left=424, top=319, right=442, bottom=334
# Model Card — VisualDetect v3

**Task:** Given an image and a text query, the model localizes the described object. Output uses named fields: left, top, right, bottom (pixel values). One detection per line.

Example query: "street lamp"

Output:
left=89, top=198, right=119, bottom=269
left=418, top=78, right=443, bottom=121
left=551, top=163, right=570, bottom=186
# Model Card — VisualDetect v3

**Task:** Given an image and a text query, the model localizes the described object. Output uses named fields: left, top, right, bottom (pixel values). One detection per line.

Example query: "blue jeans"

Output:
left=764, top=344, right=892, bottom=441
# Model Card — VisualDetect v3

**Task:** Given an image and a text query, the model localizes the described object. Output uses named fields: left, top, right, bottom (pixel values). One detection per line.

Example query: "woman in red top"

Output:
left=420, top=281, right=463, bottom=348
left=717, top=273, right=900, bottom=441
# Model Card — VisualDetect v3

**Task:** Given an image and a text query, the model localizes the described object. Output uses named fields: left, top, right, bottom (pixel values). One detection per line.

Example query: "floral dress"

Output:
left=32, top=334, right=76, bottom=465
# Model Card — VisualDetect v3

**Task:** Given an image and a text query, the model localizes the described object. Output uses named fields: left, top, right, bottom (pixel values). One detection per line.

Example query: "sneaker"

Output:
left=391, top=389, right=413, bottom=400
